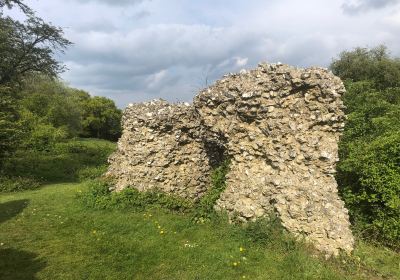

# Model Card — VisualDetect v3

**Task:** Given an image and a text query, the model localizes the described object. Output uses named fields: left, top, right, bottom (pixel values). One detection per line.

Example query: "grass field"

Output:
left=0, top=182, right=399, bottom=280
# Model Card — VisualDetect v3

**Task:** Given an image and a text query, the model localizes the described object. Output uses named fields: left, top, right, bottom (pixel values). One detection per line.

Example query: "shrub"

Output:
left=338, top=132, right=400, bottom=248
left=2, top=139, right=116, bottom=183
left=192, top=159, right=230, bottom=221
left=79, top=179, right=194, bottom=213
left=0, top=176, right=41, bottom=193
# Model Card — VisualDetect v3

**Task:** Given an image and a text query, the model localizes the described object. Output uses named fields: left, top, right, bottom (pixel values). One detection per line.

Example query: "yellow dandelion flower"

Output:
left=157, top=225, right=161, bottom=229
left=149, top=214, right=152, bottom=217
left=92, top=230, right=97, bottom=234
left=240, top=247, right=244, bottom=252
left=233, top=262, right=238, bottom=266
left=242, top=276, right=246, bottom=279
left=160, top=230, right=164, bottom=234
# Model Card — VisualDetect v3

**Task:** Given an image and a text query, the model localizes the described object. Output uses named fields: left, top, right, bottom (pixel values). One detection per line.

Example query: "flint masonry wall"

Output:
left=106, top=100, right=212, bottom=199
left=107, top=63, right=354, bottom=256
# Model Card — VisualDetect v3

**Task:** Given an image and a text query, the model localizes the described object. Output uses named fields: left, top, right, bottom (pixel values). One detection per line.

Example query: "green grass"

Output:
left=0, top=183, right=399, bottom=280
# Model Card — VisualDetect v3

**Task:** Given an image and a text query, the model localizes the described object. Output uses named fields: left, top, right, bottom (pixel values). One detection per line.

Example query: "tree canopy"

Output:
left=0, top=13, right=71, bottom=85
left=331, top=45, right=400, bottom=89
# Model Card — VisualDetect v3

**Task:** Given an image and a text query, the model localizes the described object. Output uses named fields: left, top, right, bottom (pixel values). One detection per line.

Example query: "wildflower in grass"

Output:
left=0, top=243, right=4, bottom=246
left=240, top=247, right=245, bottom=252
left=242, top=276, right=246, bottom=279
left=92, top=230, right=97, bottom=234
left=160, top=230, right=164, bottom=234
left=157, top=225, right=161, bottom=229
left=149, top=214, right=152, bottom=217
left=233, top=262, right=238, bottom=267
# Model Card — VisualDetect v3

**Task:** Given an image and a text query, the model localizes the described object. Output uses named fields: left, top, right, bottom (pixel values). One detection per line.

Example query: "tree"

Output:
left=0, top=16, right=71, bottom=85
left=20, top=76, right=83, bottom=136
left=81, top=97, right=122, bottom=141
left=330, top=45, right=400, bottom=89
left=0, top=0, right=31, bottom=15
left=0, top=0, right=71, bottom=164
left=330, top=46, right=400, bottom=248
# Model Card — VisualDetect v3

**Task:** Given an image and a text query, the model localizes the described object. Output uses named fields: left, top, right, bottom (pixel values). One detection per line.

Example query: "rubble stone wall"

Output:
left=106, top=63, right=354, bottom=256
left=106, top=100, right=212, bottom=199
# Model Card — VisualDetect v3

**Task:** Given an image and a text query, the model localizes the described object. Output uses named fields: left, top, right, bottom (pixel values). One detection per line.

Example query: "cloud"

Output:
left=342, top=0, right=400, bottom=14
left=70, top=0, right=147, bottom=6
left=24, top=0, right=400, bottom=107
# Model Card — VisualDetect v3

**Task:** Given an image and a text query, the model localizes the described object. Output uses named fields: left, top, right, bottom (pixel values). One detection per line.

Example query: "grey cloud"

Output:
left=342, top=0, right=400, bottom=14
left=62, top=24, right=350, bottom=107
left=71, top=0, right=147, bottom=6
left=78, top=20, right=117, bottom=33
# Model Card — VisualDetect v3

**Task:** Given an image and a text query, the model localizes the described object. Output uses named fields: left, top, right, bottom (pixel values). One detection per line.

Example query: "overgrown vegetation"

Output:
left=193, top=159, right=230, bottom=221
left=79, top=159, right=231, bottom=221
left=0, top=1, right=121, bottom=191
left=331, top=45, right=400, bottom=249
left=0, top=139, right=116, bottom=192
left=79, top=179, right=194, bottom=213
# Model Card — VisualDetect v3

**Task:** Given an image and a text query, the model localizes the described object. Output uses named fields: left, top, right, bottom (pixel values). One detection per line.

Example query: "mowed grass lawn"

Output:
left=0, top=183, right=399, bottom=280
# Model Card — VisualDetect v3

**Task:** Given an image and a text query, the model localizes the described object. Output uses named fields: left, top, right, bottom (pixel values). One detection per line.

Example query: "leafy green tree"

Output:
left=20, top=76, right=82, bottom=136
left=0, top=0, right=71, bottom=164
left=0, top=16, right=71, bottom=85
left=331, top=46, right=400, bottom=247
left=331, top=45, right=400, bottom=89
left=81, top=96, right=122, bottom=141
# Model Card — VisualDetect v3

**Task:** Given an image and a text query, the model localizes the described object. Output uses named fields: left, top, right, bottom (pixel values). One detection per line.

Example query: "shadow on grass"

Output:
left=0, top=248, right=46, bottom=280
left=0, top=199, right=29, bottom=224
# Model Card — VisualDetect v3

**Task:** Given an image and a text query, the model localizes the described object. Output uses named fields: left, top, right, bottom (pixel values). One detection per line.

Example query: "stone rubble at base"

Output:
left=106, top=62, right=355, bottom=257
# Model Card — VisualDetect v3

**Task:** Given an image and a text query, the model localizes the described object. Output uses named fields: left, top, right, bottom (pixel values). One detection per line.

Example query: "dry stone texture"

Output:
left=106, top=100, right=212, bottom=199
left=107, top=62, right=354, bottom=256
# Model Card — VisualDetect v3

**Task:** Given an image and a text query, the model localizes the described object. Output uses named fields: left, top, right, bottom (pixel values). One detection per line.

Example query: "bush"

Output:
left=0, top=176, right=41, bottom=193
left=79, top=179, right=194, bottom=213
left=2, top=139, right=116, bottom=182
left=192, top=159, right=230, bottom=221
left=338, top=132, right=400, bottom=247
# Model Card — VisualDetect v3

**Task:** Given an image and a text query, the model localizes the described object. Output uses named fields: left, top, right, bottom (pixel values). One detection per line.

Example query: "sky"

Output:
left=9, top=0, right=400, bottom=107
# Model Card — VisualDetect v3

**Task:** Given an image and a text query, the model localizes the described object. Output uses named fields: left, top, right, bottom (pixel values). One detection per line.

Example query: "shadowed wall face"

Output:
left=107, top=63, right=354, bottom=256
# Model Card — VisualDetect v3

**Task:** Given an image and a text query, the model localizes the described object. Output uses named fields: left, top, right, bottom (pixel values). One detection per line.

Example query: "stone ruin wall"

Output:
left=106, top=63, right=354, bottom=256
left=106, top=101, right=212, bottom=199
